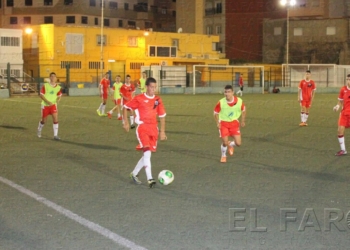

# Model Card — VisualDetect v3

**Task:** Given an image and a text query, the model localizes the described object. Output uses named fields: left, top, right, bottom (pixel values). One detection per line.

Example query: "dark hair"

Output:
left=126, top=74, right=131, bottom=78
left=224, top=85, right=233, bottom=90
left=306, top=70, right=311, bottom=73
left=105, top=72, right=109, bottom=75
left=50, top=72, right=56, bottom=77
left=347, top=74, right=350, bottom=78
left=146, top=77, right=157, bottom=86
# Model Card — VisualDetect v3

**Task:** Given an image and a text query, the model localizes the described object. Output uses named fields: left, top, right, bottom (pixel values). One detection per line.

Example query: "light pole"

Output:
left=280, top=0, right=296, bottom=86
left=100, top=0, right=104, bottom=79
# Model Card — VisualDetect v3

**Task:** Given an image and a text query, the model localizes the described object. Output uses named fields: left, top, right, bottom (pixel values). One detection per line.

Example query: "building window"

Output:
left=127, top=21, right=136, bottom=29
left=66, top=16, right=75, bottom=24
left=81, top=16, right=88, bottom=24
left=10, top=17, right=17, bottom=24
left=89, top=61, right=104, bottom=69
left=206, top=25, right=213, bottom=35
left=25, top=0, right=33, bottom=6
left=216, top=2, right=222, bottom=13
left=90, top=0, right=96, bottom=6
left=216, top=25, right=222, bottom=34
left=6, top=0, right=14, bottom=7
left=94, top=17, right=98, bottom=25
left=118, top=20, right=123, bottom=27
left=212, top=42, right=218, bottom=51
left=172, top=11, right=176, bottom=17
left=44, top=0, right=53, bottom=5
left=326, top=27, right=336, bottom=35
left=172, top=39, right=179, bottom=47
left=274, top=27, right=282, bottom=35
left=44, top=16, right=53, bottom=23
left=124, top=3, right=129, bottom=10
left=60, top=61, right=81, bottom=69
left=64, top=0, right=73, bottom=5
left=97, top=35, right=106, bottom=45
left=128, top=36, right=138, bottom=47
left=109, top=1, right=117, bottom=9
left=23, top=16, right=31, bottom=24
left=293, top=27, right=303, bottom=36
left=161, top=8, right=167, bottom=14
left=104, top=19, right=110, bottom=27
left=145, top=21, right=152, bottom=29
left=1, top=37, right=20, bottom=46
left=156, top=23, right=162, bottom=29
left=66, top=33, right=84, bottom=54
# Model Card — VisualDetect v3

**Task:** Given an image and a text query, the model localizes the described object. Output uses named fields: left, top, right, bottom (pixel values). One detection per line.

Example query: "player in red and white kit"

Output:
left=123, top=77, right=167, bottom=188
left=236, top=73, right=244, bottom=96
left=333, top=74, right=350, bottom=156
left=298, top=70, right=316, bottom=126
left=96, top=72, right=110, bottom=116
left=120, top=74, right=136, bottom=128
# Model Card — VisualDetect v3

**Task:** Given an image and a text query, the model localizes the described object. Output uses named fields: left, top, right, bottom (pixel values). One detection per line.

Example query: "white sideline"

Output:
left=0, top=175, right=148, bottom=250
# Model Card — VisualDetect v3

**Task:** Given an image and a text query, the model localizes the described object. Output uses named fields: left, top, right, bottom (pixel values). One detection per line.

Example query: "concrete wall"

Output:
left=0, top=89, right=10, bottom=98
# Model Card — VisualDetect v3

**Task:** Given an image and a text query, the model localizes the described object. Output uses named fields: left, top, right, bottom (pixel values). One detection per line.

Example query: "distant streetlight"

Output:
left=100, top=0, right=104, bottom=78
left=280, top=0, right=296, bottom=86
left=25, top=28, right=33, bottom=35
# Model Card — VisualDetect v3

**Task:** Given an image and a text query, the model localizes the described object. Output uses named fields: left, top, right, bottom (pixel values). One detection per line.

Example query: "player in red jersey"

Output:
left=96, top=72, right=110, bottom=116
left=123, top=77, right=167, bottom=188
left=333, top=74, right=350, bottom=156
left=214, top=85, right=246, bottom=163
left=298, top=70, right=316, bottom=126
left=236, top=73, right=244, bottom=96
left=120, top=74, right=136, bottom=128
left=37, top=72, right=62, bottom=140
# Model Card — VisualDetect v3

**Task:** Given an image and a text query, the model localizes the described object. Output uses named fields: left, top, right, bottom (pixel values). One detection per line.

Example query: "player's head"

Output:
left=125, top=74, right=131, bottom=83
left=347, top=74, right=350, bottom=87
left=224, top=85, right=234, bottom=99
left=145, top=77, right=157, bottom=96
left=105, top=72, right=109, bottom=78
left=49, top=72, right=57, bottom=83
left=142, top=71, right=147, bottom=77
left=305, top=70, right=311, bottom=80
left=115, top=75, right=121, bottom=81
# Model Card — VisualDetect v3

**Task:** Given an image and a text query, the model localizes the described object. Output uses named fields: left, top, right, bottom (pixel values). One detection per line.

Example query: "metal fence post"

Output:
left=7, top=63, right=11, bottom=97
left=66, top=64, right=70, bottom=95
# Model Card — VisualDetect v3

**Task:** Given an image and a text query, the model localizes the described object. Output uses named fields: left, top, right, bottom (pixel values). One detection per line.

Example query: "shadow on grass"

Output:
left=0, top=125, right=27, bottom=130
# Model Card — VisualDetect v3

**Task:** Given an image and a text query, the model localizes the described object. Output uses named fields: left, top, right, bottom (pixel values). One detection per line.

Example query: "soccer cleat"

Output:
left=220, top=156, right=227, bottom=163
left=299, top=122, right=306, bottom=127
left=335, top=150, right=347, bottom=156
left=53, top=136, right=61, bottom=141
left=148, top=179, right=156, bottom=188
left=130, top=124, right=135, bottom=129
left=96, top=109, right=101, bottom=116
left=37, top=130, right=41, bottom=138
left=101, top=113, right=107, bottom=117
left=228, top=141, right=234, bottom=156
left=304, top=123, right=308, bottom=126
left=117, top=116, right=122, bottom=120
left=107, top=112, right=112, bottom=119
left=130, top=172, right=142, bottom=184
left=135, top=144, right=142, bottom=150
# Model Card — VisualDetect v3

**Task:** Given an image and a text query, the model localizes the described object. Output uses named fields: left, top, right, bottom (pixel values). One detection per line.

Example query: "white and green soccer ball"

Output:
left=158, top=170, right=174, bottom=185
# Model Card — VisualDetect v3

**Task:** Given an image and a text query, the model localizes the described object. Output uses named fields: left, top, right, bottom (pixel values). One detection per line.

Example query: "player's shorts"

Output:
left=219, top=120, right=241, bottom=137
left=114, top=98, right=121, bottom=105
left=41, top=104, right=57, bottom=118
left=101, top=93, right=108, bottom=100
left=300, top=100, right=311, bottom=108
left=338, top=111, right=350, bottom=128
left=136, top=123, right=158, bottom=152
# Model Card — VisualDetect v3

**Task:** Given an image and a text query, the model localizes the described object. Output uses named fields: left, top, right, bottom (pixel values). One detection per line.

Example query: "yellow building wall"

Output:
left=23, top=24, right=228, bottom=83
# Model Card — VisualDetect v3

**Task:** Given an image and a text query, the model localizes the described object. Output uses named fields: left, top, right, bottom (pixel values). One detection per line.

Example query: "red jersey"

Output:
left=339, top=86, right=350, bottom=113
left=214, top=96, right=245, bottom=114
left=298, top=79, right=316, bottom=101
left=120, top=83, right=135, bottom=103
left=239, top=76, right=244, bottom=87
left=99, top=78, right=110, bottom=95
left=124, top=93, right=166, bottom=124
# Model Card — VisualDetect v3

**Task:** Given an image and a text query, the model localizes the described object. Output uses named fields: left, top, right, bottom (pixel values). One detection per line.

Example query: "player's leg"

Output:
left=303, top=104, right=311, bottom=125
left=107, top=100, right=117, bottom=119
left=100, top=97, right=107, bottom=116
left=299, top=104, right=307, bottom=126
left=97, top=96, right=104, bottom=116
left=116, top=100, right=122, bottom=120
left=130, top=109, right=135, bottom=129
left=228, top=121, right=241, bottom=156
left=37, top=106, right=48, bottom=138
left=240, top=86, right=243, bottom=96
left=336, top=115, right=347, bottom=156
left=52, top=111, right=60, bottom=140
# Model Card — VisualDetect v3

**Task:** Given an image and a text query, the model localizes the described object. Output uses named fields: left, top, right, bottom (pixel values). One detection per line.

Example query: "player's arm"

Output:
left=297, top=88, right=301, bottom=102
left=334, top=99, right=343, bottom=112
left=39, top=86, right=53, bottom=106
left=159, top=116, right=167, bottom=140
left=241, top=108, right=246, bottom=127
left=213, top=102, right=221, bottom=128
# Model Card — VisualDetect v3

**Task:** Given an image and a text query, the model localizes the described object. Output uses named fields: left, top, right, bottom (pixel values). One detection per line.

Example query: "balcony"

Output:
left=134, top=3, right=148, bottom=12
left=205, top=7, right=222, bottom=16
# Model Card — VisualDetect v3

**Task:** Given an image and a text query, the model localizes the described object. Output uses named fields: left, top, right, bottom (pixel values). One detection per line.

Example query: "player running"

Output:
left=298, top=70, right=316, bottom=126
left=96, top=72, right=110, bottom=116
left=107, top=75, right=123, bottom=120
left=214, top=85, right=246, bottom=163
left=333, top=74, right=350, bottom=156
left=123, top=77, right=167, bottom=188
left=120, top=74, right=136, bottom=128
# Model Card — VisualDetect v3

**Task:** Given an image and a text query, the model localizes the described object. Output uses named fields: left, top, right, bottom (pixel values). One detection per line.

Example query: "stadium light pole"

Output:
left=100, top=0, right=104, bottom=79
left=280, top=0, right=296, bottom=86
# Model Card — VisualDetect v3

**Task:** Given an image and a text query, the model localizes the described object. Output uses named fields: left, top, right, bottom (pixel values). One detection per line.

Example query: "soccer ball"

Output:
left=158, top=170, right=174, bottom=185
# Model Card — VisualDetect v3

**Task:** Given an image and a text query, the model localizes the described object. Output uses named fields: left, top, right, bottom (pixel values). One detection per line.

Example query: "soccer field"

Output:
left=0, top=93, right=349, bottom=250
